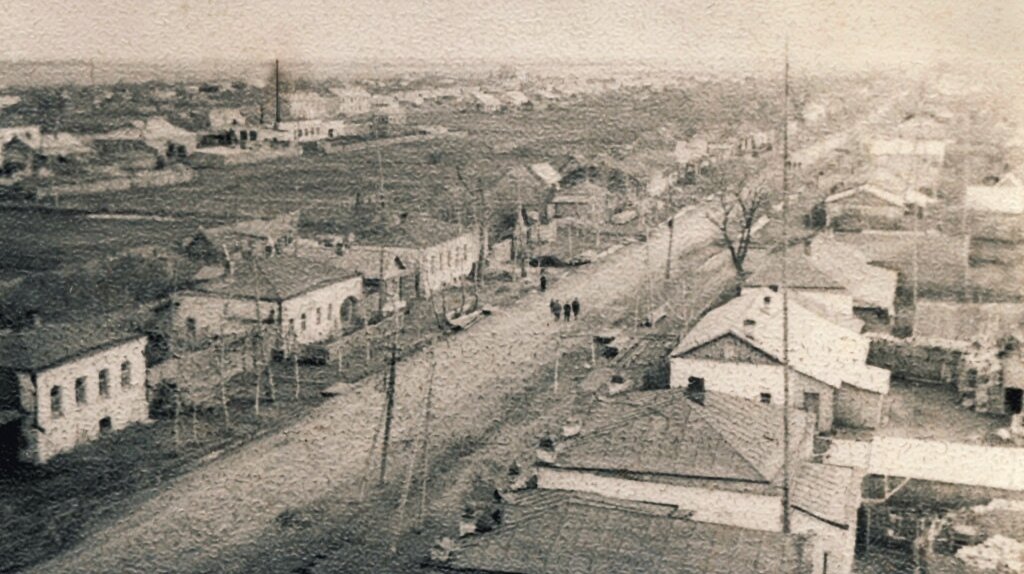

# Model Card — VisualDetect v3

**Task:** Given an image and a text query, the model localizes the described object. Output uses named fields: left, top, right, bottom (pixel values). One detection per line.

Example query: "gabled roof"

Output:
left=351, top=214, right=471, bottom=249
left=673, top=289, right=888, bottom=393
left=200, top=213, right=298, bottom=244
left=335, top=247, right=413, bottom=280
left=189, top=256, right=359, bottom=302
left=529, top=162, right=561, bottom=187
left=824, top=184, right=905, bottom=207
left=966, top=183, right=1024, bottom=214
left=0, top=315, right=146, bottom=373
left=441, top=498, right=814, bottom=574
left=549, top=388, right=811, bottom=485
left=746, top=252, right=846, bottom=290
left=809, top=236, right=898, bottom=313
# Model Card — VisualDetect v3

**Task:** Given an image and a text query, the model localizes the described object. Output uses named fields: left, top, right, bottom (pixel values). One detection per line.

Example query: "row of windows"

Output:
left=429, top=244, right=471, bottom=274
left=286, top=299, right=358, bottom=334
left=238, top=130, right=259, bottom=141
left=294, top=127, right=322, bottom=138
left=50, top=361, right=133, bottom=418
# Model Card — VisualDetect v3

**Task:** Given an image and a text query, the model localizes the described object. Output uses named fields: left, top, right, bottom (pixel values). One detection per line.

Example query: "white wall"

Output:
left=536, top=466, right=783, bottom=531
left=418, top=233, right=480, bottom=296
left=20, top=337, right=149, bottom=464
left=280, top=277, right=363, bottom=344
left=793, top=509, right=857, bottom=574
left=173, top=276, right=363, bottom=347
left=537, top=466, right=856, bottom=574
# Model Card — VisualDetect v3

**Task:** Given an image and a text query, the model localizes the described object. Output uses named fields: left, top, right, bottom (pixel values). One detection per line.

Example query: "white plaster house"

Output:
left=745, top=241, right=898, bottom=323
left=670, top=289, right=891, bottom=430
left=533, top=389, right=862, bottom=574
left=0, top=318, right=149, bottom=464
left=340, top=214, right=482, bottom=298
left=743, top=252, right=863, bottom=332
left=172, top=256, right=363, bottom=347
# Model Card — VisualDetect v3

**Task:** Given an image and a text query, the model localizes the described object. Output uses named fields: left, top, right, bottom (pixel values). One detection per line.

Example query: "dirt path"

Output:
left=29, top=207, right=716, bottom=574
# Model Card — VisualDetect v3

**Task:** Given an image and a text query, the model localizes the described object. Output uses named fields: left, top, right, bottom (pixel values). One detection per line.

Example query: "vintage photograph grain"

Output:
left=1, top=1, right=1024, bottom=572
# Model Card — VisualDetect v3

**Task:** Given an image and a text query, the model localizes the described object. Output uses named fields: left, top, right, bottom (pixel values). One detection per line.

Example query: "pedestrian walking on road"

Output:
left=550, top=299, right=561, bottom=322
left=563, top=303, right=572, bottom=322
left=571, top=298, right=580, bottom=319
left=539, top=271, right=547, bottom=292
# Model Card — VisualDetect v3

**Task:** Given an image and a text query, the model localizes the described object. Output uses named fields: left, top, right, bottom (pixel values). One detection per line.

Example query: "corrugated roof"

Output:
left=444, top=499, right=814, bottom=574
left=190, top=256, right=359, bottom=302
left=0, top=315, right=146, bottom=372
left=673, top=289, right=888, bottom=394
left=550, top=388, right=811, bottom=485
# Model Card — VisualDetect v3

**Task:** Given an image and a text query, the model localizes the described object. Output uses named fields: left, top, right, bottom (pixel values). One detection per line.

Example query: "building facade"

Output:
left=0, top=322, right=149, bottom=465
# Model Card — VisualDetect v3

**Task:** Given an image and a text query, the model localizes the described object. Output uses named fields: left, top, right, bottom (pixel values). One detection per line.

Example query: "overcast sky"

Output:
left=3, top=0, right=1022, bottom=74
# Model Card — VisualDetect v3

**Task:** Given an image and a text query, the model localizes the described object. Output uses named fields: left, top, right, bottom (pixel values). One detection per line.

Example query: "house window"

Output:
left=75, top=377, right=87, bottom=405
left=316, top=307, right=322, bottom=325
left=327, top=304, right=333, bottom=322
left=121, top=361, right=132, bottom=386
left=301, top=313, right=307, bottom=331
left=50, top=386, right=63, bottom=417
left=249, top=130, right=257, bottom=140
left=99, top=417, right=112, bottom=435
left=759, top=392, right=772, bottom=404
left=288, top=318, right=295, bottom=334
left=240, top=130, right=248, bottom=141
left=447, top=249, right=452, bottom=268
left=98, top=369, right=110, bottom=398
left=186, top=317, right=197, bottom=338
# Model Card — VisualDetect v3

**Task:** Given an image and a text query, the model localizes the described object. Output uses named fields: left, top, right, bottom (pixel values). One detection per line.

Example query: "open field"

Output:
left=0, top=208, right=220, bottom=279
left=46, top=88, right=775, bottom=226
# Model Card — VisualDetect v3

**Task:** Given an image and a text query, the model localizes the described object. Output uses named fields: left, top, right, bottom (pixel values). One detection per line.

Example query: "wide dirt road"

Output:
left=30, top=207, right=716, bottom=574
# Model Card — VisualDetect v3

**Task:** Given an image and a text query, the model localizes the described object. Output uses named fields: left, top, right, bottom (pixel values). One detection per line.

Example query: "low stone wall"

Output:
left=867, top=335, right=963, bottom=385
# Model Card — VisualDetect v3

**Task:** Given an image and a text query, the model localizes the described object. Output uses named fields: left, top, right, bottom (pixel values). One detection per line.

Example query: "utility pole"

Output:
left=780, top=38, right=793, bottom=535
left=274, top=59, right=281, bottom=126
left=377, top=148, right=387, bottom=318
left=665, top=215, right=675, bottom=279
left=378, top=331, right=399, bottom=484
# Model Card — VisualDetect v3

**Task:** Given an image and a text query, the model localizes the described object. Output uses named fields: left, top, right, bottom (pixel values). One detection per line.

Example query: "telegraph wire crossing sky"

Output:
left=3, top=0, right=1023, bottom=75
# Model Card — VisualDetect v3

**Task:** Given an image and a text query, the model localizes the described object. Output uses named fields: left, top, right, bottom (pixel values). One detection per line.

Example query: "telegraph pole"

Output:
left=274, top=59, right=281, bottom=126
left=378, top=331, right=399, bottom=484
left=665, top=215, right=675, bottom=279
left=781, top=38, right=793, bottom=535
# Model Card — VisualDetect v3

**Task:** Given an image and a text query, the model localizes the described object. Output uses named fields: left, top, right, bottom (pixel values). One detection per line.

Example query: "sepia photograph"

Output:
left=1, top=1, right=1024, bottom=572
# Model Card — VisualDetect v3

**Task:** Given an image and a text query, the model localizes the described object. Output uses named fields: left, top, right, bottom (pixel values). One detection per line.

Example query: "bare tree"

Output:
left=705, top=161, right=771, bottom=280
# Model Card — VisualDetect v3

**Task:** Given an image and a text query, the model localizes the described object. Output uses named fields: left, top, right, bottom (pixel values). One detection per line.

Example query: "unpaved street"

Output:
left=30, top=207, right=716, bottom=574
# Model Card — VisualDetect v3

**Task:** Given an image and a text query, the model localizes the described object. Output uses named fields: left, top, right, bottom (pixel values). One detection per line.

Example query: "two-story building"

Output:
left=0, top=317, right=149, bottom=465
left=172, top=256, right=363, bottom=347
left=670, top=288, right=891, bottom=430
left=533, top=388, right=862, bottom=574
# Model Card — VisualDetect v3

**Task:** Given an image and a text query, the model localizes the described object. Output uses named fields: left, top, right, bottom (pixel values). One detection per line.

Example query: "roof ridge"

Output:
left=692, top=397, right=779, bottom=483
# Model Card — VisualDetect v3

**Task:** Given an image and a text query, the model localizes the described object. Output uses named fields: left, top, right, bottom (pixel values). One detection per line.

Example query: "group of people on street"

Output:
left=549, top=297, right=581, bottom=322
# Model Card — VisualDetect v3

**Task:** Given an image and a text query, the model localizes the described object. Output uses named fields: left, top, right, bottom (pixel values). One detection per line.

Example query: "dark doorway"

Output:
left=99, top=417, right=113, bottom=435
left=1006, top=388, right=1023, bottom=415
left=0, top=419, right=21, bottom=468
